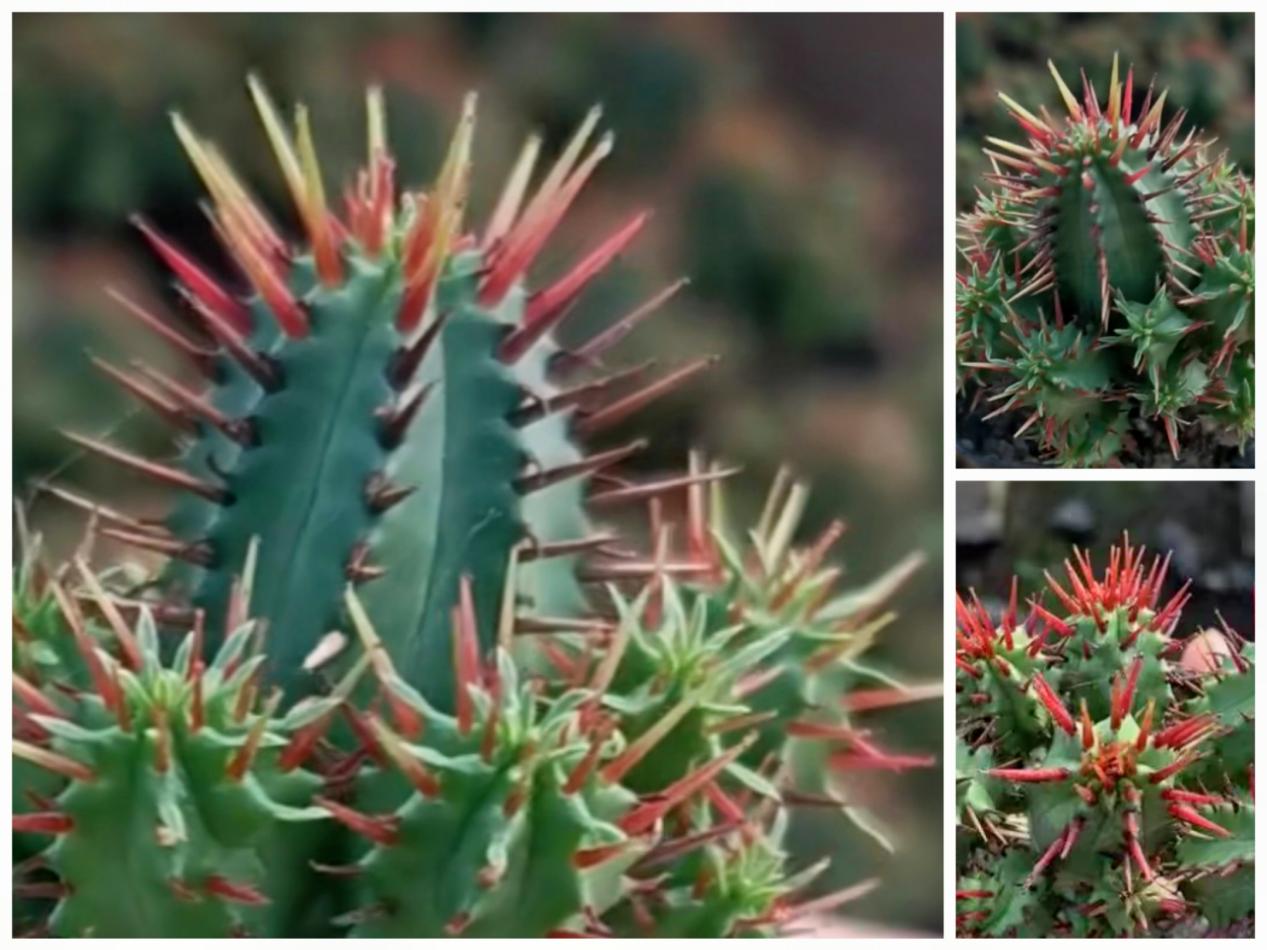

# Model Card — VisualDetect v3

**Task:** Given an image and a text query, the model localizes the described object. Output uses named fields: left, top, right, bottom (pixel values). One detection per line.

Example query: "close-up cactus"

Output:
left=957, top=53, right=1255, bottom=466
left=11, top=78, right=936, bottom=938
left=955, top=536, right=1254, bottom=937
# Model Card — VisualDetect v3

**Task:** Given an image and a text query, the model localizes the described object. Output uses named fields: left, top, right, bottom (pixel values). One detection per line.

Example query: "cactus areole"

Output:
left=14, top=80, right=936, bottom=938
left=956, top=538, right=1254, bottom=937
left=958, top=55, right=1254, bottom=465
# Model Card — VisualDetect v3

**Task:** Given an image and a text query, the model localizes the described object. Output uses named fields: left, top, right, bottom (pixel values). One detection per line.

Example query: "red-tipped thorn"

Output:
left=618, top=734, right=756, bottom=836
left=452, top=575, right=480, bottom=737
left=1032, top=673, right=1076, bottom=736
left=502, top=211, right=650, bottom=364
left=13, top=812, right=74, bottom=835
left=986, top=767, right=1070, bottom=783
left=205, top=875, right=271, bottom=906
left=132, top=216, right=250, bottom=335
left=1168, top=803, right=1232, bottom=837
left=315, top=796, right=399, bottom=846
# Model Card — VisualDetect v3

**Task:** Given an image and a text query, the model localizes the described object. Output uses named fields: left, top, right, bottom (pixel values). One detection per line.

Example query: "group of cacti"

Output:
left=11, top=79, right=935, bottom=938
left=956, top=537, right=1254, bottom=936
left=958, top=54, right=1255, bottom=465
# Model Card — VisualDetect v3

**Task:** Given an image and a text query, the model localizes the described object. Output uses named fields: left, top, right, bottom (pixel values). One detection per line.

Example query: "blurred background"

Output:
left=957, top=482, right=1254, bottom=642
left=13, top=12, right=943, bottom=934
left=956, top=10, right=1255, bottom=213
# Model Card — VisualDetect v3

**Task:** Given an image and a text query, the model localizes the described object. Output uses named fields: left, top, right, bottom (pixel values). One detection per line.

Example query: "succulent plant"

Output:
left=12, top=80, right=935, bottom=938
left=958, top=54, right=1254, bottom=465
left=955, top=537, right=1254, bottom=937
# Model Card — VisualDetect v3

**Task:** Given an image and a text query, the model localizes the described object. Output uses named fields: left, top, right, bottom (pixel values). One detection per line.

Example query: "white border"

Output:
left=3, top=3, right=1263, bottom=947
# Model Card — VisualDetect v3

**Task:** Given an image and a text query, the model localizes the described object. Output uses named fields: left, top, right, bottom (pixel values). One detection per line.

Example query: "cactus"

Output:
left=955, top=537, right=1254, bottom=936
left=12, top=80, right=935, bottom=938
left=958, top=54, right=1254, bottom=465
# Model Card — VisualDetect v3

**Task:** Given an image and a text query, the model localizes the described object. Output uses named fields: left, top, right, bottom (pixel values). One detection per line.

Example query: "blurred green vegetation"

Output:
left=13, top=12, right=942, bottom=933
left=956, top=11, right=1255, bottom=213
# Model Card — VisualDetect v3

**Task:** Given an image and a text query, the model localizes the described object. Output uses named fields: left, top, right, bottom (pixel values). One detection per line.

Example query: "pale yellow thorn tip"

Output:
left=294, top=104, right=328, bottom=215
left=1046, top=59, right=1082, bottom=120
left=484, top=132, right=543, bottom=246
left=1107, top=52, right=1122, bottom=127
left=1144, top=89, right=1169, bottom=131
left=366, top=85, right=387, bottom=159
left=997, top=92, right=1048, bottom=131
left=247, top=74, right=308, bottom=215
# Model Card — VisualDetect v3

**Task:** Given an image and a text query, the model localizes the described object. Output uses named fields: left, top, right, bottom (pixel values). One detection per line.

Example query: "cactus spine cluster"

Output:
left=12, top=80, right=934, bottom=938
left=958, top=54, right=1254, bottom=465
left=955, top=537, right=1254, bottom=936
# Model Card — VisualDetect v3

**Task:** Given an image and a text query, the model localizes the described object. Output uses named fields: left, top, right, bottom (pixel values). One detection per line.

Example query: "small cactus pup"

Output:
left=14, top=78, right=937, bottom=938
left=55, top=77, right=714, bottom=709
left=955, top=536, right=1254, bottom=937
left=957, top=53, right=1254, bottom=466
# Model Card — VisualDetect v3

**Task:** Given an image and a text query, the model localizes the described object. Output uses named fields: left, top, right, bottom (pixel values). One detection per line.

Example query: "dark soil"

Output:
left=956, top=394, right=1254, bottom=469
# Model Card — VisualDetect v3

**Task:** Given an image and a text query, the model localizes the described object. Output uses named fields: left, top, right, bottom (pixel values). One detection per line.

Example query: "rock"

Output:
left=1048, top=497, right=1095, bottom=543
